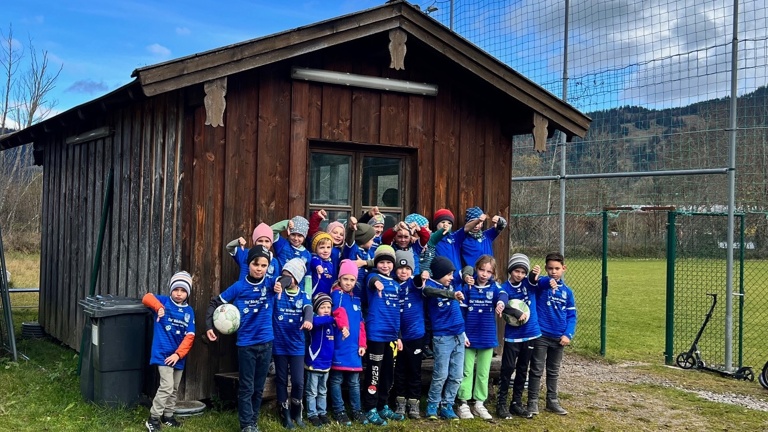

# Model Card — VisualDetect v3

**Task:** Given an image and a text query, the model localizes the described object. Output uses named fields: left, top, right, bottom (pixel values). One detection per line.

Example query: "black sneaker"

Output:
left=422, top=345, right=434, bottom=359
left=162, top=415, right=182, bottom=427
left=335, top=411, right=351, bottom=426
left=319, top=414, right=331, bottom=425
left=352, top=410, right=369, bottom=425
left=496, top=404, right=512, bottom=420
left=308, top=416, right=323, bottom=427
left=145, top=417, right=162, bottom=432
left=510, top=403, right=533, bottom=419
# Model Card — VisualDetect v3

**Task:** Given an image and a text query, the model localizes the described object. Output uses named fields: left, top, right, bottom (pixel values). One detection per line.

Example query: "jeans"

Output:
left=427, top=333, right=465, bottom=406
left=458, top=347, right=493, bottom=402
left=362, top=340, right=397, bottom=411
left=497, top=340, right=535, bottom=405
left=329, top=370, right=362, bottom=414
left=273, top=354, right=304, bottom=404
left=392, top=337, right=424, bottom=400
left=305, top=370, right=329, bottom=417
left=528, top=336, right=564, bottom=402
left=237, top=342, right=273, bottom=429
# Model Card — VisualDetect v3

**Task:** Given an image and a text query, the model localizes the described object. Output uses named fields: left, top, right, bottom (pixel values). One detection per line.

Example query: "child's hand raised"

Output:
left=491, top=215, right=500, bottom=226
left=454, top=291, right=465, bottom=302
left=420, top=271, right=430, bottom=281
left=463, top=274, right=475, bottom=286
left=301, top=321, right=313, bottom=331
left=238, top=237, right=246, bottom=249
left=349, top=216, right=358, bottom=230
left=274, top=280, right=283, bottom=299
left=549, top=278, right=558, bottom=290
left=442, top=225, right=450, bottom=234
left=316, top=265, right=324, bottom=275
left=369, top=206, right=380, bottom=216
left=318, top=209, right=328, bottom=220
left=479, top=214, right=488, bottom=223
left=287, top=220, right=294, bottom=231
left=531, top=265, right=541, bottom=280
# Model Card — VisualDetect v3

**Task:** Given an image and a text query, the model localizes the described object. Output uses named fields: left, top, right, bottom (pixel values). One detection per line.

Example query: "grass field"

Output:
left=3, top=254, right=768, bottom=431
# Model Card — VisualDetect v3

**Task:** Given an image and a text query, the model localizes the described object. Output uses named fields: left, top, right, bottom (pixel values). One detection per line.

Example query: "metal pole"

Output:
left=559, top=0, right=570, bottom=255
left=450, top=0, right=455, bottom=31
left=738, top=214, right=745, bottom=368
left=601, top=210, right=608, bottom=356
left=665, top=210, right=677, bottom=365
left=724, top=0, right=739, bottom=372
left=512, top=167, right=729, bottom=182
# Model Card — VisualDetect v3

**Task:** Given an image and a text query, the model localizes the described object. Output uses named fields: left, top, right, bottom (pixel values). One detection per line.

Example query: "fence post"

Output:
left=738, top=213, right=745, bottom=368
left=600, top=210, right=608, bottom=356
left=665, top=210, right=677, bottom=365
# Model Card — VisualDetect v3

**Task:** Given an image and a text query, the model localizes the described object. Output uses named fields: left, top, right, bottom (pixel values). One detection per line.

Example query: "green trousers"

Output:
left=457, top=347, right=493, bottom=402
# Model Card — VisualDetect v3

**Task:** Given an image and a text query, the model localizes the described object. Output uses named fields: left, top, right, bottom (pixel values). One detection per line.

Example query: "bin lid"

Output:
left=79, top=295, right=149, bottom=317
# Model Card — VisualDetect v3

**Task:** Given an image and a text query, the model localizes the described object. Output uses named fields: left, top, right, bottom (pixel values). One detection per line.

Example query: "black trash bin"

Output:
left=79, top=295, right=151, bottom=408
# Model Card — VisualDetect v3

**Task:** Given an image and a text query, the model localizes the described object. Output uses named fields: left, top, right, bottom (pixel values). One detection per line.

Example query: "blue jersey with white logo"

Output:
left=501, top=278, right=541, bottom=342
left=398, top=277, right=425, bottom=341
left=272, top=289, right=312, bottom=356
left=533, top=276, right=577, bottom=340
left=148, top=295, right=195, bottom=369
left=460, top=280, right=507, bottom=349
left=219, top=276, right=275, bottom=346
left=434, top=229, right=466, bottom=278
left=310, top=255, right=336, bottom=296
left=331, top=287, right=364, bottom=371
left=365, top=272, right=401, bottom=342
left=273, top=236, right=311, bottom=270
left=305, top=315, right=335, bottom=371
left=424, top=278, right=464, bottom=337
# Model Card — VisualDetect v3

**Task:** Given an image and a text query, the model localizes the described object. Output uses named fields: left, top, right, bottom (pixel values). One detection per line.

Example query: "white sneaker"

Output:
left=457, top=402, right=474, bottom=419
left=472, top=401, right=493, bottom=420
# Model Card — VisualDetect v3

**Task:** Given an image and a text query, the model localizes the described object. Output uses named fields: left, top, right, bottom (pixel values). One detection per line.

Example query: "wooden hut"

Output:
left=0, top=0, right=589, bottom=400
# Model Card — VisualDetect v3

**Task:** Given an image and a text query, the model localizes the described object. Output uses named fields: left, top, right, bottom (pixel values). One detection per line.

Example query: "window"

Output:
left=309, top=148, right=407, bottom=230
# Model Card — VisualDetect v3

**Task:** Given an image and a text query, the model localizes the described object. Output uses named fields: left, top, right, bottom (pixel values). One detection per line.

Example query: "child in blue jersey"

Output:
left=429, top=208, right=467, bottom=280
left=226, top=223, right=281, bottom=284
left=307, top=209, right=344, bottom=268
left=362, top=245, right=403, bottom=425
left=329, top=259, right=368, bottom=426
left=461, top=207, right=507, bottom=268
left=527, top=252, right=577, bottom=416
left=271, top=216, right=311, bottom=268
left=423, top=256, right=468, bottom=421
left=497, top=253, right=541, bottom=420
left=205, top=245, right=276, bottom=432
left=310, top=232, right=336, bottom=296
left=271, top=258, right=313, bottom=429
left=142, top=271, right=196, bottom=431
left=456, top=255, right=508, bottom=421
left=305, top=292, right=337, bottom=427
left=343, top=216, right=375, bottom=306
left=391, top=250, right=428, bottom=420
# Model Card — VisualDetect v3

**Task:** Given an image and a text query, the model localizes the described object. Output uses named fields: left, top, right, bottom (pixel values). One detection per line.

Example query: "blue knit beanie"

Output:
left=404, top=213, right=429, bottom=228
left=465, top=206, right=483, bottom=222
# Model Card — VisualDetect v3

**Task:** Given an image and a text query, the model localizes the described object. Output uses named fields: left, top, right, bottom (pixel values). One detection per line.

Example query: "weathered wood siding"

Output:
left=39, top=92, right=184, bottom=352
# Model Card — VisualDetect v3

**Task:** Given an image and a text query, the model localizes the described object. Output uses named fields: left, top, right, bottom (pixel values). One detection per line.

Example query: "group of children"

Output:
left=141, top=206, right=577, bottom=432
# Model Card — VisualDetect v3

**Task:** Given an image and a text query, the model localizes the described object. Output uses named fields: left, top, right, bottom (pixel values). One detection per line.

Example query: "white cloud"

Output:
left=146, top=43, right=171, bottom=57
left=176, top=27, right=191, bottom=35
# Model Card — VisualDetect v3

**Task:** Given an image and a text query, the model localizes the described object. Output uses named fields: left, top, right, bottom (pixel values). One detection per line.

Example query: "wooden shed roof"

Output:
left=0, top=0, right=590, bottom=150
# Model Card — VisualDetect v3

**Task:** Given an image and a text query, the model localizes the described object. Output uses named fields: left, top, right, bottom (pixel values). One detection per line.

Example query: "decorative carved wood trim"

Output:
left=204, top=77, right=227, bottom=127
left=389, top=28, right=407, bottom=70
left=533, top=112, right=548, bottom=152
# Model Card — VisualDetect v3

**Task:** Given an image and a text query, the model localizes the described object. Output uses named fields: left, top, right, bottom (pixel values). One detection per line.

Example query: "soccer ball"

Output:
left=502, top=299, right=530, bottom=327
left=213, top=304, right=241, bottom=334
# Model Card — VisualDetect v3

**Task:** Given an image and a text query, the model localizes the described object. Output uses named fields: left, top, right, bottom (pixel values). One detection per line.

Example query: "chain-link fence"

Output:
left=671, top=211, right=768, bottom=371
left=509, top=212, right=604, bottom=355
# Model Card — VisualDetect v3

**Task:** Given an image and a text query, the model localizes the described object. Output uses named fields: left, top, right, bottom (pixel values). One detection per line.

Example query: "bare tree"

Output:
left=1, top=24, right=22, bottom=133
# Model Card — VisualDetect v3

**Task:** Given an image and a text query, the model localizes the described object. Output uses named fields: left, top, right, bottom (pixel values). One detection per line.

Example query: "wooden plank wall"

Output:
left=38, top=92, right=185, bottom=352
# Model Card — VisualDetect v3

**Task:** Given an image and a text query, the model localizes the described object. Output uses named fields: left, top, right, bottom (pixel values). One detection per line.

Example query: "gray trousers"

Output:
left=527, top=336, right=564, bottom=403
left=150, top=365, right=183, bottom=418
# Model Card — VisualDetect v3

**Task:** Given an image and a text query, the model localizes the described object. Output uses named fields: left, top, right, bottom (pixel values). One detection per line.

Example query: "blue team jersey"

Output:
left=460, top=281, right=506, bottom=349
left=273, top=236, right=311, bottom=269
left=501, top=278, right=541, bottom=343
left=343, top=243, right=372, bottom=306
left=219, top=276, right=275, bottom=346
left=434, top=229, right=466, bottom=278
left=398, top=277, right=425, bottom=341
left=305, top=315, right=335, bottom=371
left=424, top=278, right=464, bottom=337
left=148, top=295, right=195, bottom=370
left=310, top=255, right=336, bottom=296
left=460, top=228, right=500, bottom=269
left=533, top=276, right=577, bottom=340
left=364, top=272, right=401, bottom=342
left=272, top=289, right=312, bottom=356
left=331, top=288, right=364, bottom=371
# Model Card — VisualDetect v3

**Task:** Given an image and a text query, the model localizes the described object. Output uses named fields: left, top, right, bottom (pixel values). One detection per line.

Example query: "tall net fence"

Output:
left=509, top=213, right=603, bottom=354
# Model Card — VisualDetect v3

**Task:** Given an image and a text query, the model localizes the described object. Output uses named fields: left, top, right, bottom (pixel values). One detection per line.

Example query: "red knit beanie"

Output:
left=432, top=208, right=455, bottom=230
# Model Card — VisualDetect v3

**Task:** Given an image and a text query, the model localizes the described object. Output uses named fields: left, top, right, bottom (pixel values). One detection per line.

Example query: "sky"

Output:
left=4, top=0, right=767, bottom=125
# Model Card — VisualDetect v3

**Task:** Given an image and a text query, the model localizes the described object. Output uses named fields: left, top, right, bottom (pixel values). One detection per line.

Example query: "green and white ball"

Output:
left=503, top=299, right=530, bottom=327
left=213, top=304, right=241, bottom=334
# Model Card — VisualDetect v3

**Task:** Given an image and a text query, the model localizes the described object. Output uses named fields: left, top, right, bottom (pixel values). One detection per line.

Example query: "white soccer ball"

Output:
left=503, top=299, right=530, bottom=327
left=213, top=304, right=241, bottom=334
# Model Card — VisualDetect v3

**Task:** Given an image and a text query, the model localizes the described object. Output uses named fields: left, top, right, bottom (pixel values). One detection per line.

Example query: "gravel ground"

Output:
left=559, top=353, right=768, bottom=421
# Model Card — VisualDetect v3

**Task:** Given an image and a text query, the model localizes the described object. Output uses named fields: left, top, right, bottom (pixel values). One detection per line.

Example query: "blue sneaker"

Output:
left=439, top=404, right=459, bottom=420
left=425, top=402, right=439, bottom=420
left=365, top=408, right=387, bottom=426
left=379, top=405, right=405, bottom=421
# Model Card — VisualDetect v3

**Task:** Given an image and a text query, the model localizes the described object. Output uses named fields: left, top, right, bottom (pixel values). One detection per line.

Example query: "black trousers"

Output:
left=497, top=340, right=534, bottom=405
left=392, top=336, right=424, bottom=400
left=362, top=340, right=397, bottom=411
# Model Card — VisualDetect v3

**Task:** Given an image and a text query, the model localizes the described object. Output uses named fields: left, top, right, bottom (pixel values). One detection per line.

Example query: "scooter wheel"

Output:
left=759, top=362, right=768, bottom=389
left=735, top=366, right=754, bottom=382
left=676, top=353, right=695, bottom=369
